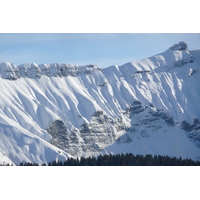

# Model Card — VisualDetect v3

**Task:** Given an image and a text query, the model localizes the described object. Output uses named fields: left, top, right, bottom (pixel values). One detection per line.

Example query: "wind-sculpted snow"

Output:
left=0, top=41, right=200, bottom=164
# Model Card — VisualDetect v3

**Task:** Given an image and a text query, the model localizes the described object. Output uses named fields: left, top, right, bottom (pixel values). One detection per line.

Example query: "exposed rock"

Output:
left=135, top=70, right=151, bottom=74
left=151, top=110, right=175, bottom=126
left=181, top=120, right=191, bottom=132
left=127, top=100, right=145, bottom=115
left=173, top=56, right=194, bottom=68
left=113, top=102, right=175, bottom=144
left=180, top=118, right=200, bottom=148
left=98, top=82, right=108, bottom=87
left=18, top=63, right=42, bottom=78
left=181, top=118, right=200, bottom=132
left=92, top=111, right=104, bottom=118
left=38, top=63, right=101, bottom=78
left=0, top=62, right=20, bottom=80
left=170, top=41, right=188, bottom=51
left=47, top=111, right=127, bottom=157
left=0, top=62, right=101, bottom=80
left=38, top=64, right=50, bottom=76
left=78, top=64, right=101, bottom=75
left=47, top=119, right=69, bottom=147
left=116, top=133, right=132, bottom=144
left=39, top=63, right=62, bottom=77
left=188, top=68, right=198, bottom=77
left=131, top=70, right=151, bottom=78
left=47, top=119, right=84, bottom=156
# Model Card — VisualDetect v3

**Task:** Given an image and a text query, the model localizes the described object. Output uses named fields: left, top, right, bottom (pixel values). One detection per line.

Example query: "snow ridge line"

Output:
left=0, top=63, right=101, bottom=80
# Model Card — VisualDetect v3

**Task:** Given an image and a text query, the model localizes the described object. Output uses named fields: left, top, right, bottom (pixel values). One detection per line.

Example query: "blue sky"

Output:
left=0, top=33, right=200, bottom=68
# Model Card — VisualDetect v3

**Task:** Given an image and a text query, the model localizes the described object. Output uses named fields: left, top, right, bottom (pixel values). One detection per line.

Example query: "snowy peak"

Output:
left=118, top=41, right=195, bottom=76
left=0, top=41, right=193, bottom=80
left=0, top=41, right=200, bottom=164
left=169, top=41, right=188, bottom=51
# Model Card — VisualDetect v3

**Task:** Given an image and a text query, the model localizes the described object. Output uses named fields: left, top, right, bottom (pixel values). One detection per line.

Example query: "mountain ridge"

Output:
left=0, top=41, right=200, bottom=164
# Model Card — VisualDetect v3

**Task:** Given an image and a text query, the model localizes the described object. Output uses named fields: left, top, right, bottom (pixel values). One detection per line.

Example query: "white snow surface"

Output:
left=102, top=113, right=200, bottom=161
left=0, top=41, right=200, bottom=164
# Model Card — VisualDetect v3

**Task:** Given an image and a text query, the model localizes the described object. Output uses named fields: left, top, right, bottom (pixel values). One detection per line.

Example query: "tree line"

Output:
left=16, top=153, right=200, bottom=166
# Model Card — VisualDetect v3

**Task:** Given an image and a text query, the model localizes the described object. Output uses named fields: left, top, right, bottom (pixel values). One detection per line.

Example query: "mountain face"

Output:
left=0, top=41, right=200, bottom=165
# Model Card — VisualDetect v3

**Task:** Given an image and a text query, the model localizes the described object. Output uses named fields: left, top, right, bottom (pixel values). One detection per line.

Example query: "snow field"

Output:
left=0, top=41, right=200, bottom=163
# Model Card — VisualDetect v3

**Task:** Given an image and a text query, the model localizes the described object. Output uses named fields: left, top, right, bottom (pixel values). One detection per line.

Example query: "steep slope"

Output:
left=0, top=122, right=70, bottom=165
left=102, top=101, right=200, bottom=161
left=0, top=41, right=200, bottom=164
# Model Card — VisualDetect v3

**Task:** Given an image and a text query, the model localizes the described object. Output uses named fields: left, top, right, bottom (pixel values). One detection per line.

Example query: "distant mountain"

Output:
left=0, top=41, right=200, bottom=165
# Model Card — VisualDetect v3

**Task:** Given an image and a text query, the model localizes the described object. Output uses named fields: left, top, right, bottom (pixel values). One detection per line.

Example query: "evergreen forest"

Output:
left=15, top=153, right=200, bottom=166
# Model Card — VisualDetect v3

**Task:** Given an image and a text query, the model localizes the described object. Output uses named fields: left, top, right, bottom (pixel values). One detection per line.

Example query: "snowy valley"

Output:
left=0, top=41, right=200, bottom=165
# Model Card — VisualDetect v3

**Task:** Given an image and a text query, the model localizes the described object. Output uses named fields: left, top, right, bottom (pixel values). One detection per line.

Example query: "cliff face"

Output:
left=1, top=62, right=101, bottom=79
left=0, top=41, right=200, bottom=164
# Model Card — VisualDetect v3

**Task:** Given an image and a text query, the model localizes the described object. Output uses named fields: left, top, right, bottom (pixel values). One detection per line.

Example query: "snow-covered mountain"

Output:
left=0, top=41, right=200, bottom=165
